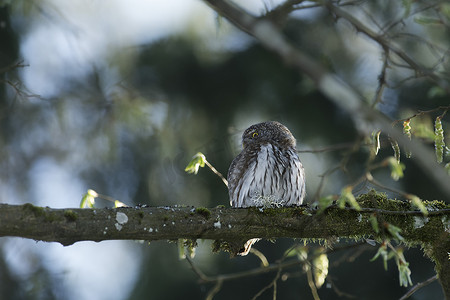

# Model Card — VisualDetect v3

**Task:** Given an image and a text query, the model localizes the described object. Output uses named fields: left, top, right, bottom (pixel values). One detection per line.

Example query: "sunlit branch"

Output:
left=393, top=105, right=450, bottom=125
left=204, top=159, right=228, bottom=187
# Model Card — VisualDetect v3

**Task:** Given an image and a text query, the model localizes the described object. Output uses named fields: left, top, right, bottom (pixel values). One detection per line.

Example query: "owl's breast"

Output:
left=229, top=143, right=304, bottom=207
left=249, top=144, right=286, bottom=202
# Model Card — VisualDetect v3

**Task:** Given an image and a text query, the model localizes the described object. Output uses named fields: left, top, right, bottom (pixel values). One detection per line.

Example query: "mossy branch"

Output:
left=1, top=201, right=447, bottom=245
left=0, top=194, right=449, bottom=297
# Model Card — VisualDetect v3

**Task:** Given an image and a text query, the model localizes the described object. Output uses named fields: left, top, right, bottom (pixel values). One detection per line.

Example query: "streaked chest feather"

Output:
left=232, top=144, right=302, bottom=207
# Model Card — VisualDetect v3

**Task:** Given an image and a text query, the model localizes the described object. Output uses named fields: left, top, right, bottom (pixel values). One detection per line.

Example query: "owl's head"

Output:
left=241, top=121, right=297, bottom=149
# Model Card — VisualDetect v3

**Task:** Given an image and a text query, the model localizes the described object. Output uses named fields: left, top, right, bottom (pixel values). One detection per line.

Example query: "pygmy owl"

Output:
left=227, top=121, right=306, bottom=255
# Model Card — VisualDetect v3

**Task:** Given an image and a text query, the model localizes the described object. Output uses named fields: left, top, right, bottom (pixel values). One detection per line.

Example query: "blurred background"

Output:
left=0, top=0, right=448, bottom=299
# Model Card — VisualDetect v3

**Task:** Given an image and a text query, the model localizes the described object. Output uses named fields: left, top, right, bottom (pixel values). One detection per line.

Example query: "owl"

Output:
left=227, top=121, right=306, bottom=255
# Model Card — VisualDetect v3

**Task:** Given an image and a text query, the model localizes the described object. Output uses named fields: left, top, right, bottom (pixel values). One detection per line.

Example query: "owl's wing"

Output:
left=278, top=149, right=305, bottom=206
left=227, top=152, right=245, bottom=207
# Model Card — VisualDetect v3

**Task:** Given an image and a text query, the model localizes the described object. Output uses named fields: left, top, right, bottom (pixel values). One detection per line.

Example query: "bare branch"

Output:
left=202, top=0, right=450, bottom=198
left=399, top=275, right=438, bottom=300
left=324, top=1, right=449, bottom=91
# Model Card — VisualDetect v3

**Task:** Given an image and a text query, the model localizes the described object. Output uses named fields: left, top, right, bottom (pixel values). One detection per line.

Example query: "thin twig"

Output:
left=252, top=268, right=282, bottom=300
left=313, top=165, right=341, bottom=202
left=306, top=264, right=321, bottom=300
left=205, top=159, right=228, bottom=187
left=297, top=142, right=355, bottom=153
left=398, top=275, right=438, bottom=300
left=371, top=48, right=389, bottom=108
left=365, top=173, right=409, bottom=198
left=327, top=276, right=357, bottom=298
left=186, top=255, right=211, bottom=282
left=97, top=193, right=130, bottom=207
left=393, top=105, right=450, bottom=125
left=206, top=279, right=223, bottom=300
left=312, top=139, right=363, bottom=201
left=381, top=2, right=442, bottom=34
left=0, top=60, right=29, bottom=74
left=325, top=1, right=450, bottom=94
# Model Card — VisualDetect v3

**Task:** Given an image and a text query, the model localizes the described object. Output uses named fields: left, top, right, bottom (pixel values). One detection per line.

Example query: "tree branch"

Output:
left=0, top=202, right=447, bottom=245
left=202, top=0, right=450, bottom=199
left=0, top=196, right=449, bottom=297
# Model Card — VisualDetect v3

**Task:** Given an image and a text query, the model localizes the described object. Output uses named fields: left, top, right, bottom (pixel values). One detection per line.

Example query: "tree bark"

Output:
left=0, top=197, right=448, bottom=297
left=0, top=202, right=447, bottom=244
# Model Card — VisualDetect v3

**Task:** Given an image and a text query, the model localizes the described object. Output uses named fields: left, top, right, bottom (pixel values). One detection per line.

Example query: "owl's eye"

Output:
left=252, top=132, right=258, bottom=138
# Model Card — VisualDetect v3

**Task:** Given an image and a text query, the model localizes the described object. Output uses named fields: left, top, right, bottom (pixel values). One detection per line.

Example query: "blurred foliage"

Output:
left=0, top=0, right=449, bottom=299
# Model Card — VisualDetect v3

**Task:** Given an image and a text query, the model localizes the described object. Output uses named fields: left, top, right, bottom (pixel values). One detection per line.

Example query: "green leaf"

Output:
left=386, top=223, right=404, bottom=241
left=408, top=195, right=428, bottom=216
left=338, top=186, right=361, bottom=211
left=387, top=157, right=405, bottom=181
left=369, top=214, right=379, bottom=233
left=80, top=189, right=98, bottom=208
left=402, top=0, right=412, bottom=17
left=285, top=246, right=308, bottom=261
left=411, top=117, right=435, bottom=140
left=403, top=119, right=412, bottom=158
left=312, top=252, right=329, bottom=288
left=114, top=200, right=127, bottom=208
left=178, top=239, right=196, bottom=259
left=372, top=130, right=381, bottom=156
left=434, top=116, right=445, bottom=163
left=395, top=248, right=413, bottom=287
left=284, top=247, right=298, bottom=258
left=178, top=239, right=186, bottom=259
left=390, top=139, right=401, bottom=163
left=184, top=152, right=206, bottom=175
left=441, top=3, right=450, bottom=19
left=414, top=17, right=442, bottom=25
left=445, top=162, right=450, bottom=175
left=317, top=195, right=333, bottom=214
left=427, top=86, right=446, bottom=98
left=297, top=247, right=308, bottom=262
left=370, top=242, right=389, bottom=270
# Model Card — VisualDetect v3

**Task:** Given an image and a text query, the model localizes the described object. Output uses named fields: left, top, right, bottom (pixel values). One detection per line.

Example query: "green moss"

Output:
left=357, top=190, right=410, bottom=211
left=247, top=206, right=306, bottom=217
left=137, top=211, right=145, bottom=224
left=212, top=240, right=235, bottom=254
left=22, top=203, right=45, bottom=217
left=22, top=203, right=60, bottom=222
left=43, top=212, right=60, bottom=223
left=64, top=210, right=78, bottom=222
left=216, top=205, right=226, bottom=209
left=195, top=207, right=211, bottom=219
left=423, top=200, right=449, bottom=210
left=184, top=239, right=198, bottom=249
